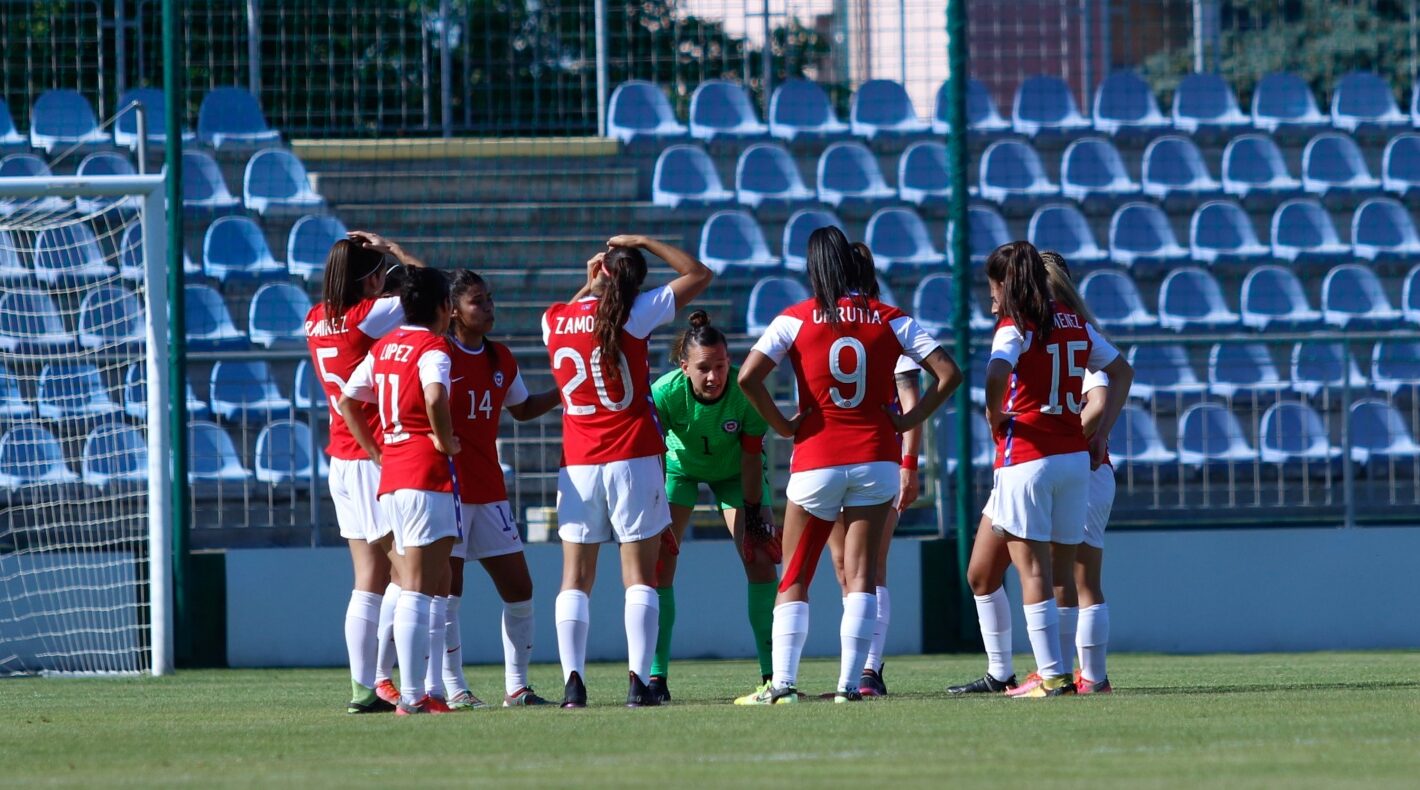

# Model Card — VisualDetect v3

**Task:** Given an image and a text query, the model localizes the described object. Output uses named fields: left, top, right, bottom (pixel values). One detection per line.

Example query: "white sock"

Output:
left=344, top=590, right=382, bottom=689
left=375, top=582, right=400, bottom=683
left=422, top=596, right=449, bottom=700
left=1023, top=599, right=1064, bottom=679
left=502, top=599, right=535, bottom=695
left=1078, top=603, right=1110, bottom=683
left=1057, top=606, right=1079, bottom=676
left=394, top=591, right=432, bottom=705
left=624, top=584, right=659, bottom=683
left=442, top=595, right=467, bottom=697
left=974, top=588, right=1014, bottom=681
left=864, top=585, right=891, bottom=673
left=771, top=601, right=810, bottom=690
left=838, top=592, right=877, bottom=692
left=555, top=590, right=590, bottom=683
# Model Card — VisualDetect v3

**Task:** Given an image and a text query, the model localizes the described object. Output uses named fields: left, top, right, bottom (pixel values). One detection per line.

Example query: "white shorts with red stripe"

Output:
left=984, top=452, right=1089, bottom=545
left=452, top=500, right=524, bottom=561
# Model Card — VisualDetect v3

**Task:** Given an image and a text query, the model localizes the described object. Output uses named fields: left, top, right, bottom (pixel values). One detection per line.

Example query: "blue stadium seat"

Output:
left=1404, top=266, right=1420, bottom=325
left=1259, top=401, right=1341, bottom=476
left=1349, top=400, right=1420, bottom=471
left=874, top=276, right=900, bottom=308
left=746, top=276, right=809, bottom=335
left=979, top=140, right=1058, bottom=206
left=37, top=363, right=122, bottom=422
left=1012, top=75, right=1092, bottom=137
left=1371, top=340, right=1420, bottom=400
left=1158, top=266, right=1240, bottom=331
left=948, top=205, right=1012, bottom=267
left=74, top=152, right=138, bottom=215
left=78, top=286, right=145, bottom=350
left=1321, top=263, right=1402, bottom=329
left=689, top=81, right=768, bottom=141
left=0, top=425, right=79, bottom=489
left=255, top=419, right=321, bottom=485
left=119, top=222, right=200, bottom=284
left=1108, top=202, right=1188, bottom=271
left=1189, top=200, right=1269, bottom=266
left=897, top=141, right=952, bottom=206
left=816, top=141, right=895, bottom=209
left=1301, top=133, right=1380, bottom=197
left=187, top=421, right=252, bottom=485
left=1330, top=71, right=1407, bottom=133
left=29, top=89, right=105, bottom=153
left=1221, top=134, right=1301, bottom=200
left=1142, top=135, right=1221, bottom=202
left=34, top=224, right=115, bottom=285
left=293, top=359, right=321, bottom=411
left=1240, top=265, right=1323, bottom=331
left=607, top=81, right=688, bottom=144
left=1270, top=199, right=1350, bottom=267
left=81, top=421, right=148, bottom=489
left=932, top=78, right=1010, bottom=136
left=248, top=282, right=312, bottom=348
left=209, top=360, right=293, bottom=424
left=1291, top=341, right=1367, bottom=400
left=1414, top=85, right=1420, bottom=126
left=768, top=79, right=850, bottom=141
left=781, top=208, right=842, bottom=272
left=1177, top=403, right=1257, bottom=471
left=123, top=362, right=209, bottom=422
left=113, top=87, right=194, bottom=149
left=0, top=154, right=71, bottom=217
left=1251, top=72, right=1327, bottom=133
left=0, top=289, right=74, bottom=353
left=698, top=210, right=779, bottom=276
left=0, top=98, right=26, bottom=150
left=1126, top=345, right=1209, bottom=410
left=1027, top=203, right=1108, bottom=267
left=651, top=144, right=733, bottom=208
left=287, top=214, right=348, bottom=280
left=934, top=409, right=995, bottom=479
left=912, top=273, right=994, bottom=336
left=184, top=284, right=247, bottom=350
left=1079, top=270, right=1158, bottom=332
left=0, top=363, right=33, bottom=422
left=1108, top=406, right=1178, bottom=473
left=1353, top=198, right=1420, bottom=262
left=243, top=149, right=324, bottom=215
left=181, top=150, right=241, bottom=214
left=1170, top=73, right=1249, bottom=135
left=197, top=87, right=281, bottom=149
left=865, top=208, right=944, bottom=271
left=1091, top=70, right=1169, bottom=137
left=734, top=143, right=813, bottom=208
left=203, top=215, right=286, bottom=282
left=1381, top=133, right=1420, bottom=199
left=850, top=79, right=930, bottom=139
left=1060, top=137, right=1138, bottom=203
left=0, top=229, right=28, bottom=282
left=1208, top=342, right=1284, bottom=403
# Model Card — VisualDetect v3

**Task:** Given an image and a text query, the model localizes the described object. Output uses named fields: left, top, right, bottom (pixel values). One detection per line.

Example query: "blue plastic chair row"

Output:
left=6, top=86, right=278, bottom=154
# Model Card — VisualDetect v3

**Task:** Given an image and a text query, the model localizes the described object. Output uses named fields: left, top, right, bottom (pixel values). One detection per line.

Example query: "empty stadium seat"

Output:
left=1349, top=400, right=1420, bottom=470
left=0, top=229, right=27, bottom=282
left=1108, top=406, right=1178, bottom=473
left=782, top=208, right=842, bottom=271
left=1371, top=340, right=1420, bottom=399
left=1353, top=198, right=1420, bottom=262
left=0, top=99, right=25, bottom=149
left=651, top=145, right=733, bottom=208
left=1404, top=266, right=1420, bottom=324
left=181, top=150, right=241, bottom=213
left=197, top=87, right=281, bottom=149
left=293, top=359, right=321, bottom=411
left=74, top=152, right=138, bottom=215
left=81, top=421, right=148, bottom=488
left=1108, top=202, right=1188, bottom=270
left=78, top=286, right=145, bottom=350
left=1251, top=72, right=1327, bottom=133
left=1270, top=199, right=1350, bottom=266
left=932, top=78, right=1011, bottom=135
left=979, top=140, right=1058, bottom=206
left=897, top=141, right=952, bottom=206
left=734, top=143, right=813, bottom=208
left=1381, top=133, right=1420, bottom=199
left=1012, top=75, right=1091, bottom=137
left=1079, top=270, right=1158, bottom=332
left=1092, top=70, right=1169, bottom=136
left=1060, top=137, right=1138, bottom=203
left=768, top=79, right=850, bottom=141
left=0, top=154, right=71, bottom=217
left=1301, top=133, right=1380, bottom=197
left=187, top=421, right=252, bottom=484
left=112, top=87, right=194, bottom=149
left=286, top=214, right=347, bottom=280
left=874, top=276, right=900, bottom=308
left=203, top=215, right=285, bottom=282
left=0, top=425, right=79, bottom=489
left=864, top=208, right=944, bottom=271
left=1127, top=344, right=1209, bottom=408
left=1209, top=342, right=1285, bottom=402
left=1259, top=401, right=1341, bottom=476
left=1291, top=341, right=1367, bottom=400
left=851, top=79, right=931, bottom=139
left=607, top=81, right=689, bottom=143
left=119, top=222, right=200, bottom=283
left=0, top=289, right=74, bottom=352
left=34, top=224, right=115, bottom=284
left=746, top=276, right=809, bottom=335
left=248, top=282, right=312, bottom=348
left=1158, top=267, right=1240, bottom=331
left=1027, top=203, right=1108, bottom=267
left=209, top=361, right=293, bottom=424
left=1170, top=72, right=1250, bottom=135
left=1177, top=403, right=1258, bottom=470
left=816, top=141, right=895, bottom=208
left=1142, top=135, right=1222, bottom=202
left=0, top=363, right=33, bottom=422
left=184, top=284, right=248, bottom=350
left=1321, top=264, right=1403, bottom=329
left=1190, top=200, right=1269, bottom=265
left=1221, top=134, right=1302, bottom=200
left=698, top=210, right=779, bottom=276
left=37, top=363, right=122, bottom=421
left=123, top=363, right=209, bottom=422
left=243, top=149, right=324, bottom=215
left=688, top=80, right=768, bottom=140
left=255, top=420, right=320, bottom=485
left=1240, top=265, right=1323, bottom=331
left=1330, top=71, right=1407, bottom=133
left=912, top=273, right=994, bottom=336
left=949, top=205, right=1012, bottom=267
left=29, top=89, right=105, bottom=153
left=934, top=409, right=995, bottom=478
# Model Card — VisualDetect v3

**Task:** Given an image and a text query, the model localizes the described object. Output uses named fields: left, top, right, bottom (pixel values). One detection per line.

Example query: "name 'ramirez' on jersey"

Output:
left=652, top=365, right=768, bottom=482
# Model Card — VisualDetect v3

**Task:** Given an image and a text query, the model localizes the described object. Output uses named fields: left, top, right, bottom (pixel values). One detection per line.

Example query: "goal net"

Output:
left=0, top=154, right=172, bottom=676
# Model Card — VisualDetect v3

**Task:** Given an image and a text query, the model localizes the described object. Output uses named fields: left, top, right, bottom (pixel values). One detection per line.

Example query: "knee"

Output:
left=966, top=566, right=999, bottom=597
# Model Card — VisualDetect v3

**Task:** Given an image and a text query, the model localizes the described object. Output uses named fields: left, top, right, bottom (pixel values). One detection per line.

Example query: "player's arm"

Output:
left=1081, top=384, right=1108, bottom=439
left=507, top=389, right=559, bottom=422
left=608, top=234, right=713, bottom=309
left=984, top=324, right=1023, bottom=435
left=739, top=434, right=766, bottom=512
left=891, top=347, right=962, bottom=434
left=1084, top=326, right=1133, bottom=467
left=895, top=372, right=923, bottom=510
left=419, top=350, right=461, bottom=456
left=338, top=355, right=381, bottom=465
left=347, top=230, right=427, bottom=268
left=738, top=351, right=806, bottom=438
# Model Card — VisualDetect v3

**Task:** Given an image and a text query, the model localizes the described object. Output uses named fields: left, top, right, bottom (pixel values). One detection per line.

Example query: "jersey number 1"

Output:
left=1043, top=341, right=1089, bottom=415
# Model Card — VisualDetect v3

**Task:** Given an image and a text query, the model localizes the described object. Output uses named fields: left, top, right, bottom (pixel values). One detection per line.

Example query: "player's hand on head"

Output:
left=606, top=234, right=646, bottom=249
left=586, top=251, right=606, bottom=281
left=348, top=230, right=395, bottom=255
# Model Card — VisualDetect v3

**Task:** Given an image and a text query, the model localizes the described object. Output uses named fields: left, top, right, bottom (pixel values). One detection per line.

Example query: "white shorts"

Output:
left=379, top=489, right=460, bottom=556
left=983, top=452, right=1089, bottom=544
left=786, top=461, right=899, bottom=521
left=452, top=500, right=524, bottom=561
left=329, top=457, right=386, bottom=542
left=557, top=455, right=671, bottom=544
left=1083, top=464, right=1116, bottom=549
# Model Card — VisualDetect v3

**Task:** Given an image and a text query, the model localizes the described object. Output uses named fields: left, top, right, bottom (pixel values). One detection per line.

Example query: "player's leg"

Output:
left=333, top=458, right=394, bottom=713
left=442, top=553, right=485, bottom=709
left=423, top=555, right=453, bottom=707
left=947, top=515, right=1016, bottom=693
left=608, top=455, right=672, bottom=708
left=835, top=499, right=890, bottom=702
left=859, top=506, right=898, bottom=697
left=373, top=539, right=402, bottom=703
left=1075, top=464, right=1114, bottom=693
left=554, top=464, right=607, bottom=708
left=477, top=549, right=548, bottom=706
left=1052, top=542, right=1079, bottom=682
left=649, top=497, right=695, bottom=702
left=721, top=495, right=778, bottom=688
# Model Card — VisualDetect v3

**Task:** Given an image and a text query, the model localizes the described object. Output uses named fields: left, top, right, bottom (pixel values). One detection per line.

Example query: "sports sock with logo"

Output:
left=424, top=596, right=449, bottom=699
left=650, top=586, right=675, bottom=678
left=394, top=591, right=432, bottom=705
left=771, top=601, right=810, bottom=690
left=344, top=590, right=382, bottom=690
left=441, top=595, right=467, bottom=697
left=974, top=587, right=1013, bottom=681
left=502, top=598, right=535, bottom=695
left=838, top=592, right=877, bottom=692
left=1057, top=605, right=1079, bottom=677
left=863, top=585, right=891, bottom=674
left=746, top=581, right=777, bottom=679
left=1078, top=603, right=1110, bottom=682
left=625, top=584, right=660, bottom=683
left=554, top=589, right=589, bottom=683
left=375, top=582, right=401, bottom=683
left=1023, top=598, right=1064, bottom=679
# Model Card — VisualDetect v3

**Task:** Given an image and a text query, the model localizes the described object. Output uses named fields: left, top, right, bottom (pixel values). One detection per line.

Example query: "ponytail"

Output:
left=670, top=309, right=727, bottom=363
left=985, top=241, right=1053, bottom=343
left=594, top=246, right=648, bottom=383
left=1040, top=251, right=1103, bottom=338
left=321, top=238, right=385, bottom=322
left=805, top=226, right=865, bottom=330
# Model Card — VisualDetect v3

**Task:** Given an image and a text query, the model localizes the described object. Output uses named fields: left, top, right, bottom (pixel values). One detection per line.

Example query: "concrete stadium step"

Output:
left=329, top=201, right=708, bottom=238
left=309, top=167, right=639, bottom=205
left=400, top=234, right=684, bottom=270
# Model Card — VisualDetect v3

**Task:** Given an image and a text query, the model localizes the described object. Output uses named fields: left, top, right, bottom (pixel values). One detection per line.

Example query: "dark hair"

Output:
left=400, top=267, right=451, bottom=328
left=806, top=226, right=867, bottom=330
left=670, top=309, right=727, bottom=363
left=594, top=246, right=648, bottom=383
left=381, top=263, right=409, bottom=296
left=321, top=239, right=385, bottom=320
left=450, top=269, right=498, bottom=371
left=849, top=242, right=880, bottom=299
left=985, top=241, right=1053, bottom=343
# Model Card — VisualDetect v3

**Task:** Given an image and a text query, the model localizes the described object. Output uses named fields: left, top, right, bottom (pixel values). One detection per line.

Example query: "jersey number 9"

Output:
left=828, top=337, right=867, bottom=409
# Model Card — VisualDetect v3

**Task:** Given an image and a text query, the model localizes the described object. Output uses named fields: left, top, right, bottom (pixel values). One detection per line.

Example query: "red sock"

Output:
left=778, top=516, right=835, bottom=594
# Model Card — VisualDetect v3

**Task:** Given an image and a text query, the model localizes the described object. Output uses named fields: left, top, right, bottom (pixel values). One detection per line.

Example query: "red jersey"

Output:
left=751, top=296, right=939, bottom=473
left=303, top=296, right=403, bottom=460
left=344, top=326, right=454, bottom=496
left=542, top=286, right=676, bottom=466
left=448, top=338, right=527, bottom=504
left=990, top=305, right=1119, bottom=468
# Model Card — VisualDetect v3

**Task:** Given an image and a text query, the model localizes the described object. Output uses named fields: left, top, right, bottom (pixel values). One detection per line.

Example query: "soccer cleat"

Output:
left=734, top=682, right=799, bottom=705
left=1077, top=676, right=1112, bottom=695
left=561, top=671, right=587, bottom=709
left=946, top=673, right=1018, bottom=694
left=374, top=679, right=400, bottom=706
left=833, top=689, right=863, bottom=703
left=858, top=666, right=888, bottom=698
left=626, top=671, right=661, bottom=708
left=648, top=675, right=671, bottom=704
left=347, top=681, right=396, bottom=714
left=1006, top=674, right=1076, bottom=698
left=423, top=695, right=454, bottom=714
left=503, top=687, right=553, bottom=707
left=395, top=699, right=427, bottom=716
left=447, top=689, right=487, bottom=710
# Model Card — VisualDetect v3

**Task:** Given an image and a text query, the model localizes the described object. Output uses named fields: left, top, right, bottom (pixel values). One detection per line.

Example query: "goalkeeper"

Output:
left=649, top=310, right=781, bottom=704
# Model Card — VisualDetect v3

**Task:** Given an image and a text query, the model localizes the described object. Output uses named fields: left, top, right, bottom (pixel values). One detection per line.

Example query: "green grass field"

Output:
left=2, top=652, right=1418, bottom=788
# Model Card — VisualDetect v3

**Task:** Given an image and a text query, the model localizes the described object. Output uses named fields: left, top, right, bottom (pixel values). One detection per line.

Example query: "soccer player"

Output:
left=303, top=231, right=424, bottom=714
left=648, top=309, right=781, bottom=703
left=543, top=235, right=712, bottom=708
left=339, top=267, right=462, bottom=715
left=442, top=269, right=561, bottom=708
left=735, top=226, right=961, bottom=704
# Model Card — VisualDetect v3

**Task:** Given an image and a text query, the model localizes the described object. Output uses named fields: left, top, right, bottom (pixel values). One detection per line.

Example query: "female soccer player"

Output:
left=303, top=231, right=424, bottom=714
left=339, top=267, right=462, bottom=715
left=440, top=269, right=561, bottom=708
left=648, top=309, right=781, bottom=703
left=543, top=235, right=712, bottom=708
left=736, top=226, right=961, bottom=704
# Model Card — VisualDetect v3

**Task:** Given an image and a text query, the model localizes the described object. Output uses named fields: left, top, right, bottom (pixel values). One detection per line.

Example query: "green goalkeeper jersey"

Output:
left=652, top=366, right=767, bottom=482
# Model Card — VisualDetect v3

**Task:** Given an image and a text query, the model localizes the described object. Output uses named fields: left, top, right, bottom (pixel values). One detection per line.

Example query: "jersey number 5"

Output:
left=1043, top=341, right=1089, bottom=415
left=553, top=347, right=634, bottom=415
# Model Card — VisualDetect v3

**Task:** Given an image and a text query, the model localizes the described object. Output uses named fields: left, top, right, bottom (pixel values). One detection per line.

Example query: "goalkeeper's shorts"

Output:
left=664, top=467, right=772, bottom=512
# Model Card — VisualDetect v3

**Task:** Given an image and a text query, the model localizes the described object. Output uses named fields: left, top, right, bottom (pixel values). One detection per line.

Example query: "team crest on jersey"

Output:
left=722, top=420, right=740, bottom=433
left=494, top=371, right=505, bottom=388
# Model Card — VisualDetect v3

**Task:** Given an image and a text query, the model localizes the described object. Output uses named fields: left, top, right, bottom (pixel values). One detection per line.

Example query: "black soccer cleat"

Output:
left=859, top=664, right=888, bottom=698
left=561, top=671, right=587, bottom=709
left=626, top=671, right=660, bottom=708
left=648, top=675, right=671, bottom=704
left=946, top=673, right=1018, bottom=695
left=346, top=697, right=396, bottom=714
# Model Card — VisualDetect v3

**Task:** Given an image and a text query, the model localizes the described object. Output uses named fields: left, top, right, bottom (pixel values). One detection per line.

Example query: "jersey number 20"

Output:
left=554, top=347, right=633, bottom=416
